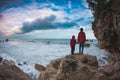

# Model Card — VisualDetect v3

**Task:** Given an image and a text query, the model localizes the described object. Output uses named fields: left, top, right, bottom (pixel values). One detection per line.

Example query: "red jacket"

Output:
left=78, top=31, right=86, bottom=43
left=70, top=36, right=76, bottom=46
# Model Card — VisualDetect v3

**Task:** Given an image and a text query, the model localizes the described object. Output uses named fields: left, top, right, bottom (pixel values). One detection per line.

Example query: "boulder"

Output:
left=84, top=43, right=90, bottom=47
left=114, top=62, right=120, bottom=71
left=103, top=65, right=115, bottom=76
left=0, top=59, right=32, bottom=80
left=3, top=59, right=15, bottom=65
left=91, top=73, right=107, bottom=80
left=111, top=72, right=120, bottom=80
left=37, top=54, right=106, bottom=80
left=80, top=54, right=98, bottom=67
left=35, top=63, right=46, bottom=71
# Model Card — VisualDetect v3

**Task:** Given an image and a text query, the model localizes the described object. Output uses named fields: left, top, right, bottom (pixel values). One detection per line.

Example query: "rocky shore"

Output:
left=0, top=57, right=32, bottom=80
left=35, top=54, right=120, bottom=80
left=0, top=53, right=120, bottom=80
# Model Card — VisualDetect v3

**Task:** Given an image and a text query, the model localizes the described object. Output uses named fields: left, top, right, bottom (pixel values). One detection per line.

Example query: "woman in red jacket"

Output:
left=77, top=28, right=86, bottom=54
left=70, top=35, right=76, bottom=55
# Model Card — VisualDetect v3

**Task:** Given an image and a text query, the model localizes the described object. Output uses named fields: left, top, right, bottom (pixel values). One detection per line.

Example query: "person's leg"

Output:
left=79, top=43, right=81, bottom=53
left=71, top=46, right=74, bottom=55
left=73, top=46, right=75, bottom=54
left=71, top=46, right=73, bottom=54
left=81, top=43, right=84, bottom=54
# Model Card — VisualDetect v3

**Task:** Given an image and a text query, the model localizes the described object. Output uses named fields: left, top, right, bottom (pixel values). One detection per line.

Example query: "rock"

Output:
left=91, top=73, right=107, bottom=80
left=3, top=59, right=15, bottom=66
left=23, top=61, right=27, bottom=65
left=50, top=58, right=61, bottom=69
left=87, top=1, right=120, bottom=80
left=102, top=62, right=120, bottom=80
left=18, top=63, right=23, bottom=66
left=35, top=63, right=46, bottom=71
left=80, top=54, right=98, bottom=67
left=87, top=0, right=120, bottom=53
left=37, top=54, right=106, bottom=80
left=0, top=61, right=32, bottom=80
left=103, top=65, right=115, bottom=76
left=114, top=62, right=120, bottom=71
left=0, top=57, right=3, bottom=63
left=5, top=39, right=9, bottom=42
left=59, top=59, right=77, bottom=73
left=84, top=43, right=90, bottom=47
left=111, top=72, right=120, bottom=80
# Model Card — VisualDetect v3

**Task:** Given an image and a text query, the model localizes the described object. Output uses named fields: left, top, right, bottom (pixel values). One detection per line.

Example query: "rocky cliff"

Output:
left=37, top=54, right=105, bottom=80
left=36, top=54, right=120, bottom=80
left=87, top=0, right=120, bottom=54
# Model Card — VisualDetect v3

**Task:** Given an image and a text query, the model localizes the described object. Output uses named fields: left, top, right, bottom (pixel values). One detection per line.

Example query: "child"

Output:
left=70, top=35, right=76, bottom=55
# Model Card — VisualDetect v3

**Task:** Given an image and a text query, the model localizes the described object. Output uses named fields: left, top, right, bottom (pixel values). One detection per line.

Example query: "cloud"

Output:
left=68, top=8, right=93, bottom=26
left=0, top=14, right=3, bottom=18
left=68, top=0, right=72, bottom=9
left=82, top=0, right=89, bottom=8
left=21, top=14, right=77, bottom=33
left=21, top=15, right=57, bottom=32
left=14, top=27, right=96, bottom=39
left=0, top=1, right=93, bottom=37
left=0, top=15, right=3, bottom=20
left=0, top=0, right=22, bottom=9
left=0, top=5, right=66, bottom=36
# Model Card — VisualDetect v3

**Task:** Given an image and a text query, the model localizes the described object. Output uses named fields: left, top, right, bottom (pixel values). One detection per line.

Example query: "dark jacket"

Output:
left=78, top=31, right=86, bottom=43
left=70, top=36, right=76, bottom=46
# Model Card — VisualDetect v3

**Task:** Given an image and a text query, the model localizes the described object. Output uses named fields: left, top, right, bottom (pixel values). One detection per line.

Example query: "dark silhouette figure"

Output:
left=70, top=35, right=76, bottom=55
left=78, top=28, right=86, bottom=54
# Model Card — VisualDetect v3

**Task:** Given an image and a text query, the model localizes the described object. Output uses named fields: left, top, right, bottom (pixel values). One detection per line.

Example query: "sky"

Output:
left=0, top=0, right=95, bottom=39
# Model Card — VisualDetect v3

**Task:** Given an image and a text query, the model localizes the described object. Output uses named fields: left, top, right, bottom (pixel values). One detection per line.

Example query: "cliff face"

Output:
left=87, top=0, right=120, bottom=53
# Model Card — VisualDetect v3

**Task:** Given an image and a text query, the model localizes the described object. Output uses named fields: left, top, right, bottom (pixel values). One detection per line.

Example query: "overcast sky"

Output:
left=0, top=0, right=95, bottom=39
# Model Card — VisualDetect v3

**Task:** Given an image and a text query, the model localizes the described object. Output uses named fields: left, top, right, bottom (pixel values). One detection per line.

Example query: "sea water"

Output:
left=0, top=39, right=111, bottom=78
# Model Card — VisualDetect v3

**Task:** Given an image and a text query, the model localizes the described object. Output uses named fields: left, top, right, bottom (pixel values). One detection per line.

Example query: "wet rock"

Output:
left=18, top=63, right=23, bottom=66
left=3, top=59, right=15, bottom=66
left=35, top=63, right=46, bottom=71
left=98, top=59, right=106, bottom=66
left=5, top=39, right=9, bottom=42
left=0, top=60, right=32, bottom=80
left=84, top=43, right=90, bottom=47
left=0, top=57, right=3, bottom=63
left=23, top=61, right=27, bottom=65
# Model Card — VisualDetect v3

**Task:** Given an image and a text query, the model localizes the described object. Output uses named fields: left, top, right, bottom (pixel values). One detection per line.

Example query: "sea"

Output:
left=0, top=39, right=111, bottom=78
